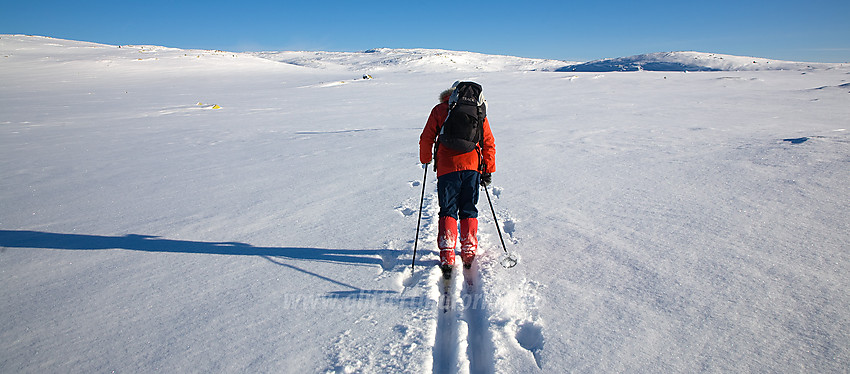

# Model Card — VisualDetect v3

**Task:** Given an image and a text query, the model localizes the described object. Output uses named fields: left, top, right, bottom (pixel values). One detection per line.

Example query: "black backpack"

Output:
left=438, top=82, right=486, bottom=153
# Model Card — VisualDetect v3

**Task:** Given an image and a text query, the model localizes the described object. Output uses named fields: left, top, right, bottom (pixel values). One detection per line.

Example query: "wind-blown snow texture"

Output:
left=1, top=35, right=849, bottom=373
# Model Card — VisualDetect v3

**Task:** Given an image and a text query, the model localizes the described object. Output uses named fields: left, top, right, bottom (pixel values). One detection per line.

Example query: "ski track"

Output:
left=462, top=265, right=497, bottom=374
left=418, top=181, right=504, bottom=374
left=432, top=271, right=462, bottom=374
left=420, top=185, right=465, bottom=374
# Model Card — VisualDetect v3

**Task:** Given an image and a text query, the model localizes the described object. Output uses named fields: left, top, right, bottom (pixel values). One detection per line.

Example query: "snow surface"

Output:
left=1, top=35, right=849, bottom=373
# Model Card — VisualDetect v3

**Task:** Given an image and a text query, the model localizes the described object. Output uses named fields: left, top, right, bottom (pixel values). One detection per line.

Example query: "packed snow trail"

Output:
left=416, top=187, right=467, bottom=374
left=401, top=167, right=544, bottom=374
left=420, top=182, right=509, bottom=374
left=431, top=263, right=498, bottom=374
left=412, top=184, right=497, bottom=374
left=432, top=268, right=463, bottom=373
left=462, top=265, right=497, bottom=374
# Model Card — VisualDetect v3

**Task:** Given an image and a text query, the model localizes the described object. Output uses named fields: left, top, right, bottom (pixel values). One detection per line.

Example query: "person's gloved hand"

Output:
left=480, top=173, right=492, bottom=187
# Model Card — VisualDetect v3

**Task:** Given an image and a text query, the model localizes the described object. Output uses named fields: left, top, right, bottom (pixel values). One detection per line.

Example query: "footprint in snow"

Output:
left=502, top=218, right=516, bottom=236
left=491, top=186, right=503, bottom=198
left=515, top=321, right=545, bottom=369
left=395, top=205, right=417, bottom=217
left=377, top=249, right=399, bottom=271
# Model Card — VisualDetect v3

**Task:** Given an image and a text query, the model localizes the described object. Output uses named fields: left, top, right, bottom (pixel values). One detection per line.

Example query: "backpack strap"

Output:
left=433, top=140, right=440, bottom=172
left=476, top=145, right=485, bottom=173
left=433, top=118, right=442, bottom=172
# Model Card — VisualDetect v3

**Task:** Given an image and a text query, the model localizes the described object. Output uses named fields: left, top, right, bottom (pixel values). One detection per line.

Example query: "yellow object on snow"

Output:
left=197, top=102, right=221, bottom=109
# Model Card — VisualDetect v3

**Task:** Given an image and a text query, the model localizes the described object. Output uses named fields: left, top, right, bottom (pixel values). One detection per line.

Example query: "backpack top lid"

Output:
left=448, top=81, right=485, bottom=108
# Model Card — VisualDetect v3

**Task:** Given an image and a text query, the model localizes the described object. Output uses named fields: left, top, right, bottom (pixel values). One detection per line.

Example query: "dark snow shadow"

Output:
left=783, top=137, right=809, bottom=144
left=0, top=230, right=385, bottom=264
left=295, top=128, right=381, bottom=135
left=0, top=230, right=398, bottom=293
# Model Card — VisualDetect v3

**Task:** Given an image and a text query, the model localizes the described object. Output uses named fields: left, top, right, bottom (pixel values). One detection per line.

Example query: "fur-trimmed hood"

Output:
left=439, top=88, right=453, bottom=103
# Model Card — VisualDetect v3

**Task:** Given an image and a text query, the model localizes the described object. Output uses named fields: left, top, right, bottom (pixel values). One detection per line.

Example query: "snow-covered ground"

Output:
left=1, top=35, right=849, bottom=373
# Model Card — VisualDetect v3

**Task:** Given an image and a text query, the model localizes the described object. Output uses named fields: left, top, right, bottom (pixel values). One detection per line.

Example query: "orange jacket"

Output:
left=420, top=101, right=496, bottom=177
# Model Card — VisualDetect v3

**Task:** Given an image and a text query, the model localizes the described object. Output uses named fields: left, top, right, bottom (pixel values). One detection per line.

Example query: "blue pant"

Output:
left=437, top=170, right=480, bottom=220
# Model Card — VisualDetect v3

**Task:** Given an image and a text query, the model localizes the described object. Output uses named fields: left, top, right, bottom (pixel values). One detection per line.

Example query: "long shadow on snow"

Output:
left=0, top=230, right=424, bottom=305
left=0, top=230, right=380, bottom=263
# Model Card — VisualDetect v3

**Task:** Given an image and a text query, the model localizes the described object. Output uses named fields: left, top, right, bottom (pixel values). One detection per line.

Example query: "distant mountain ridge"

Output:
left=2, top=35, right=844, bottom=73
left=253, top=49, right=843, bottom=73
left=555, top=51, right=838, bottom=72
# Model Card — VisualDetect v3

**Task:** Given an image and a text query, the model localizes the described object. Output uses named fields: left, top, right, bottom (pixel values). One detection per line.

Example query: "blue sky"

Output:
left=2, top=0, right=848, bottom=62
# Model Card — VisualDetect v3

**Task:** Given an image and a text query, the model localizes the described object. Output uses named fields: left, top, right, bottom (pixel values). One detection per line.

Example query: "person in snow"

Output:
left=419, top=83, right=496, bottom=270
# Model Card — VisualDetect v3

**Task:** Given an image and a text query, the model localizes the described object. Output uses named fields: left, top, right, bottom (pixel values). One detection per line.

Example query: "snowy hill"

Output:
left=251, top=47, right=574, bottom=73
left=556, top=51, right=842, bottom=72
left=2, top=34, right=850, bottom=373
left=0, top=34, right=298, bottom=72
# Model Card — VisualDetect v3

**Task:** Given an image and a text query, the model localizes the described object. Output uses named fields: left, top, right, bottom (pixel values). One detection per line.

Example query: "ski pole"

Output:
left=484, top=184, right=518, bottom=268
left=410, top=164, right=428, bottom=272
left=483, top=185, right=508, bottom=255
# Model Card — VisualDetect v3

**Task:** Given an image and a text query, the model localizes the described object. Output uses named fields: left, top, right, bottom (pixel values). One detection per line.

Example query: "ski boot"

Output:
left=461, top=250, right=475, bottom=269
left=440, top=250, right=455, bottom=279
left=438, top=216, right=458, bottom=279
left=460, top=218, right=478, bottom=269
